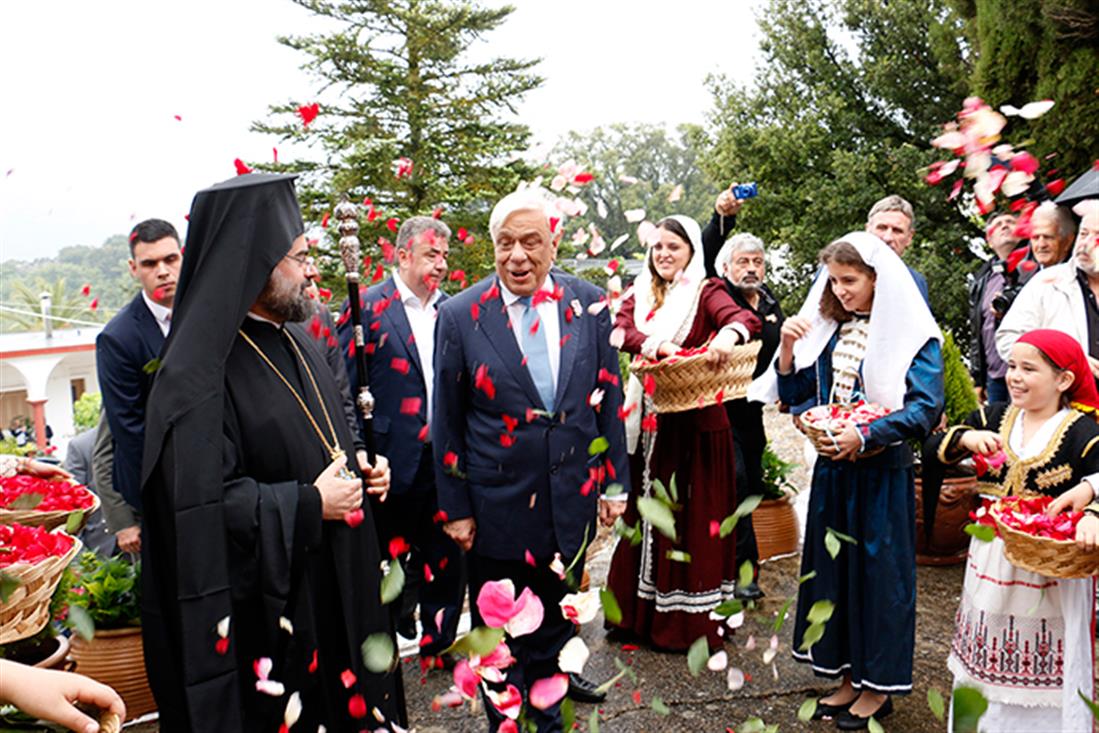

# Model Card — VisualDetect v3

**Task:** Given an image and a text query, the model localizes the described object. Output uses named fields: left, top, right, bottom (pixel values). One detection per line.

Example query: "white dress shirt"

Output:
left=142, top=290, right=172, bottom=336
left=393, top=271, right=442, bottom=422
left=499, top=274, right=561, bottom=390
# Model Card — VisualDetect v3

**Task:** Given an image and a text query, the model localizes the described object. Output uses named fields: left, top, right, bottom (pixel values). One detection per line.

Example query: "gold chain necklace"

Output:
left=238, top=327, right=344, bottom=463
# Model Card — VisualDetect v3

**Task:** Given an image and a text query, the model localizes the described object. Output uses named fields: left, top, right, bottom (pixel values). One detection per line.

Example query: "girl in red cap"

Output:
left=925, top=329, right=1099, bottom=732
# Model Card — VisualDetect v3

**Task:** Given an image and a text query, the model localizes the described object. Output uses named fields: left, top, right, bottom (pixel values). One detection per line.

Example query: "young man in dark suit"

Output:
left=337, top=216, right=466, bottom=667
left=433, top=188, right=630, bottom=731
left=95, top=219, right=180, bottom=553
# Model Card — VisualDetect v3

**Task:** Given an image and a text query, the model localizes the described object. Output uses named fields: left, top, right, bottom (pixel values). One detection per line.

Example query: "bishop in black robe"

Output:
left=140, top=174, right=405, bottom=732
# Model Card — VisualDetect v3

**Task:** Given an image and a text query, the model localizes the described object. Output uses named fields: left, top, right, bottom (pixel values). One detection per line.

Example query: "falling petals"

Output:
left=1000, top=99, right=1054, bottom=120
left=400, top=397, right=423, bottom=415
left=559, top=589, right=601, bottom=624
left=347, top=693, right=367, bottom=719
left=233, top=158, right=253, bottom=176
left=343, top=508, right=364, bottom=528
left=297, top=103, right=319, bottom=127
left=529, top=674, right=569, bottom=710
left=557, top=636, right=590, bottom=675
left=453, top=660, right=480, bottom=698
left=474, top=364, right=496, bottom=399
left=340, top=669, right=357, bottom=689
left=80, top=283, right=91, bottom=296
left=279, top=616, right=294, bottom=635
left=485, top=684, right=523, bottom=720
left=727, top=667, right=746, bottom=691
left=624, top=208, right=645, bottom=223
left=389, top=536, right=411, bottom=559
left=283, top=691, right=302, bottom=729
left=390, top=357, right=410, bottom=375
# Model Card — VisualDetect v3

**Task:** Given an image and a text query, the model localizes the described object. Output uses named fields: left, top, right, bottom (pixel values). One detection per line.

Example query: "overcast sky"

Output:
left=0, top=1, right=762, bottom=262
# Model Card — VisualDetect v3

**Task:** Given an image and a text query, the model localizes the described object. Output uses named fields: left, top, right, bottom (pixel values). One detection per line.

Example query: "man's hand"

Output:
left=314, top=454, right=363, bottom=521
left=358, top=450, right=390, bottom=503
left=0, top=660, right=126, bottom=733
left=599, top=498, right=626, bottom=527
left=974, top=386, right=986, bottom=404
left=115, top=526, right=141, bottom=554
left=443, top=518, right=476, bottom=551
left=715, top=188, right=744, bottom=218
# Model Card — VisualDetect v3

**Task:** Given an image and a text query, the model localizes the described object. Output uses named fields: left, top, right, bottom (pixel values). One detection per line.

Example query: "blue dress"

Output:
left=777, top=333, right=943, bottom=693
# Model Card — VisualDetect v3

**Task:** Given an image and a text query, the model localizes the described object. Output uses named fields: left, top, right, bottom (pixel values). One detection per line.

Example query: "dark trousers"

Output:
left=375, top=447, right=465, bottom=655
left=469, top=553, right=581, bottom=733
left=727, top=398, right=762, bottom=568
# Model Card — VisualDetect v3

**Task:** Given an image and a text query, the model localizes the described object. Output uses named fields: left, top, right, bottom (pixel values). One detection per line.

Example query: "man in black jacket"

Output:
left=967, top=213, right=1020, bottom=404
left=702, top=195, right=784, bottom=601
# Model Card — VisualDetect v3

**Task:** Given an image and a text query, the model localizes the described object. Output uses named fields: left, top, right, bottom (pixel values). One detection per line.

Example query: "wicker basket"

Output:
left=992, top=511, right=1099, bottom=579
left=797, top=409, right=885, bottom=460
left=0, top=533, right=82, bottom=644
left=0, top=490, right=99, bottom=532
left=630, top=340, right=761, bottom=414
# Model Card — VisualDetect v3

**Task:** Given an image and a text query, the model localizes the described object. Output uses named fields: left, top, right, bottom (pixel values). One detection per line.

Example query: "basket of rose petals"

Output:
left=991, top=495, right=1099, bottom=579
left=0, top=522, right=82, bottom=643
left=0, top=474, right=98, bottom=532
left=798, top=400, right=891, bottom=459
left=630, top=340, right=761, bottom=414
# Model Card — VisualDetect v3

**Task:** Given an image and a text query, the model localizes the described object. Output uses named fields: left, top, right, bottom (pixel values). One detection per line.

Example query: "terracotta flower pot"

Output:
left=4, top=634, right=72, bottom=670
left=754, top=497, right=800, bottom=561
left=69, top=626, right=156, bottom=720
left=914, top=472, right=980, bottom=566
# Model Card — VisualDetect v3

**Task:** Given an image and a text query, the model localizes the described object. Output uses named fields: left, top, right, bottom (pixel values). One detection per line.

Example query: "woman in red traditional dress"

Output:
left=605, top=215, right=760, bottom=651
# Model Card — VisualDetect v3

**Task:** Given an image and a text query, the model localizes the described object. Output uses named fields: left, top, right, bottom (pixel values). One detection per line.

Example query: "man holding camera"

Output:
left=968, top=213, right=1020, bottom=404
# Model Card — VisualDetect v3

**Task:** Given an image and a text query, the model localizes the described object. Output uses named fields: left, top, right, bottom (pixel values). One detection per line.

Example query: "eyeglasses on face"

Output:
left=284, top=252, right=316, bottom=268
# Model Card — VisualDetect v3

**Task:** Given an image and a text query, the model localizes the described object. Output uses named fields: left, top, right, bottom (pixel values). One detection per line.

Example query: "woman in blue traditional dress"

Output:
left=765, top=232, right=943, bottom=729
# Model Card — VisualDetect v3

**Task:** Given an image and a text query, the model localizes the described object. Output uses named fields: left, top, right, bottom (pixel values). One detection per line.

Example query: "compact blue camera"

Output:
left=732, top=182, right=759, bottom=200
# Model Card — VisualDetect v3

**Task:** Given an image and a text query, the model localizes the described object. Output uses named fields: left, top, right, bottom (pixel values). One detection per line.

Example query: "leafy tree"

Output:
left=700, top=0, right=978, bottom=338
left=956, top=0, right=1099, bottom=179
left=72, top=392, right=102, bottom=433
left=252, top=0, right=542, bottom=292
left=548, top=123, right=718, bottom=259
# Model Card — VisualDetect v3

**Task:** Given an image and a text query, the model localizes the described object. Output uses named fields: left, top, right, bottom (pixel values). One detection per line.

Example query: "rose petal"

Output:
left=529, top=673, right=569, bottom=710
left=476, top=579, right=518, bottom=628
left=505, top=587, right=545, bottom=637
left=557, top=636, right=590, bottom=675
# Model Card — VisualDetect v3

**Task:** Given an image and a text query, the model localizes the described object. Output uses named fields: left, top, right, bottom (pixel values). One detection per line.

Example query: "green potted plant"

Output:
left=62, top=552, right=155, bottom=720
left=752, top=442, right=801, bottom=560
left=914, top=330, right=981, bottom=565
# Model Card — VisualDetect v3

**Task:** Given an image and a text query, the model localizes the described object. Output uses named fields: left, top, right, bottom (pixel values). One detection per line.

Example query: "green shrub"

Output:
left=62, top=552, right=140, bottom=639
left=942, top=330, right=978, bottom=426
left=72, top=392, right=101, bottom=433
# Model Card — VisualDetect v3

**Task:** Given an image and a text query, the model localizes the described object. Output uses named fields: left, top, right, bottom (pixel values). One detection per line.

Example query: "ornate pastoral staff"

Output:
left=334, top=196, right=377, bottom=464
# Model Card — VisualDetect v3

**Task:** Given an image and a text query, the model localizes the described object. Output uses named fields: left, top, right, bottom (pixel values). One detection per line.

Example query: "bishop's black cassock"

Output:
left=140, top=174, right=405, bottom=732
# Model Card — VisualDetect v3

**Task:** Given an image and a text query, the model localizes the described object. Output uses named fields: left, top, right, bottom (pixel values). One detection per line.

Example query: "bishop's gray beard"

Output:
left=257, top=271, right=314, bottom=323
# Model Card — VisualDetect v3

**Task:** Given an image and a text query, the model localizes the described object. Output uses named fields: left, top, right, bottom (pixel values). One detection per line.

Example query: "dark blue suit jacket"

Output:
left=338, top=277, right=447, bottom=497
left=96, top=292, right=165, bottom=512
left=432, top=273, right=630, bottom=562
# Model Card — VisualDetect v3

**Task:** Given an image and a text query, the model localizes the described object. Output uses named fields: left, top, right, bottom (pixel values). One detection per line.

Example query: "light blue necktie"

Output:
left=519, top=296, right=555, bottom=412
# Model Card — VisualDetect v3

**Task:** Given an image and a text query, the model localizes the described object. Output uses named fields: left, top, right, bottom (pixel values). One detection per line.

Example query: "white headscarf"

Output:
left=624, top=215, right=708, bottom=451
left=748, top=231, right=941, bottom=410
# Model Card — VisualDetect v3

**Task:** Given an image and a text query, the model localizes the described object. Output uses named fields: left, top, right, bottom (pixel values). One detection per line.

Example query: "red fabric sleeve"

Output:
left=613, top=294, right=649, bottom=355
left=700, top=279, right=762, bottom=338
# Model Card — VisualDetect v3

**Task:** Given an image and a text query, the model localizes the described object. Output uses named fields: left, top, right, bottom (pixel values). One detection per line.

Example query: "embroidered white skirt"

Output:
left=947, top=536, right=1095, bottom=733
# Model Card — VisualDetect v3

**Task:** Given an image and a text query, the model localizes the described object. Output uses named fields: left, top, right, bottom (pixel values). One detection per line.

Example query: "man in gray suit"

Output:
left=63, top=422, right=116, bottom=556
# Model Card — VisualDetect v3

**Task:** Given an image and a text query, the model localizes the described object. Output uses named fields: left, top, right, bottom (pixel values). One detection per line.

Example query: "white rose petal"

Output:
left=558, top=636, right=591, bottom=674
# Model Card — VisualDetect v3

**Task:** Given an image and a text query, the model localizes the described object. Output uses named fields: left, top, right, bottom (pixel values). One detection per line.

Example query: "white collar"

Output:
left=500, top=273, right=555, bottom=307
left=393, top=270, right=442, bottom=308
left=141, top=290, right=172, bottom=324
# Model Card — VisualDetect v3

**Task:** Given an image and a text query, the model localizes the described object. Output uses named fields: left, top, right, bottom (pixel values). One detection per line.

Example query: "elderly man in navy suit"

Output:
left=433, top=188, right=630, bottom=731
left=338, top=215, right=465, bottom=666
left=95, top=219, right=180, bottom=554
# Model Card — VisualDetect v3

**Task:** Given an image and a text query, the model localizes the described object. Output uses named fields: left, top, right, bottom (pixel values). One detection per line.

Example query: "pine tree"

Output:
left=252, top=0, right=542, bottom=289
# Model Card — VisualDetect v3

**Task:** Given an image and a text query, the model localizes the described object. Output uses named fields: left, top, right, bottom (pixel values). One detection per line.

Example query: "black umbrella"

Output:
left=1055, top=167, right=1099, bottom=209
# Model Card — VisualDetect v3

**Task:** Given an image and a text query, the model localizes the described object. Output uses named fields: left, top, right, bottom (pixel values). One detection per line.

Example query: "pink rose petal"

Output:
left=529, top=673, right=569, bottom=710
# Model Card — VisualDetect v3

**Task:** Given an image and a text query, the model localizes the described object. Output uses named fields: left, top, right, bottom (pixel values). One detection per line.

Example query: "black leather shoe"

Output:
left=835, top=696, right=892, bottom=730
left=734, top=580, right=764, bottom=602
left=567, top=673, right=606, bottom=703
left=811, top=698, right=854, bottom=720
left=396, top=615, right=417, bottom=640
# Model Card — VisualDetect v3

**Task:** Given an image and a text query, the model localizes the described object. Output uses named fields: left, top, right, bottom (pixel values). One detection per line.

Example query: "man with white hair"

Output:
left=1027, top=201, right=1076, bottom=269
left=433, top=187, right=630, bottom=729
left=997, top=200, right=1099, bottom=379
left=702, top=220, right=786, bottom=601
